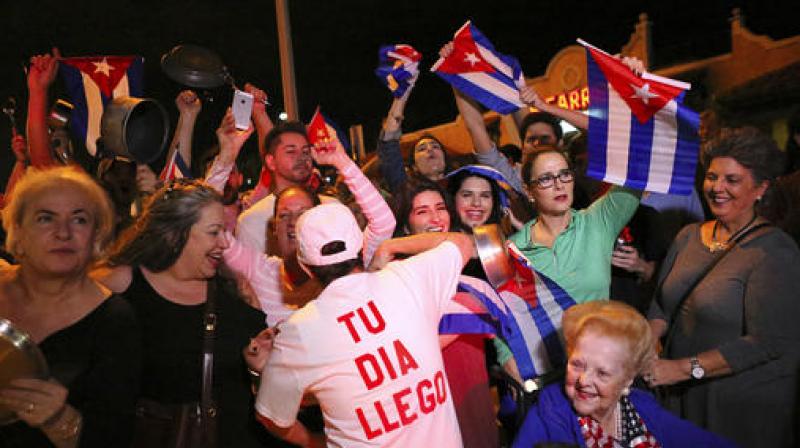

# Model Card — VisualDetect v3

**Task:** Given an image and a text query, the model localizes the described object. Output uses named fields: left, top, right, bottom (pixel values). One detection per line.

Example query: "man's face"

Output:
left=266, top=132, right=313, bottom=186
left=523, top=122, right=560, bottom=153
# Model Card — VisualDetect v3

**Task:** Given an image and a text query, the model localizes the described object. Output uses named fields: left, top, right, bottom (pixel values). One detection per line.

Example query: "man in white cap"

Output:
left=254, top=202, right=474, bottom=447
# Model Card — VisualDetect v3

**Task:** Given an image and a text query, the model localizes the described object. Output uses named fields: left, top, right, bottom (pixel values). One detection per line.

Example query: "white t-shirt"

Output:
left=256, top=242, right=464, bottom=448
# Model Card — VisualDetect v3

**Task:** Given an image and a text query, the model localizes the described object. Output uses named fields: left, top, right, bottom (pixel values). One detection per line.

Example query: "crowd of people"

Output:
left=0, top=36, right=798, bottom=448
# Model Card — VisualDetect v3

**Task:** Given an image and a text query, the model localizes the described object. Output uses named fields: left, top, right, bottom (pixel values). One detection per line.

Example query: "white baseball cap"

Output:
left=296, top=202, right=363, bottom=266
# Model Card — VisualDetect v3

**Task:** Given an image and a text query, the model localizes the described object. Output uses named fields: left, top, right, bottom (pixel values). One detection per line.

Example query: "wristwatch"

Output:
left=690, top=357, right=705, bottom=380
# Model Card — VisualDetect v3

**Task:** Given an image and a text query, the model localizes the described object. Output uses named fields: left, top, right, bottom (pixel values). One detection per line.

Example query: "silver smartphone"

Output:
left=232, top=89, right=254, bottom=130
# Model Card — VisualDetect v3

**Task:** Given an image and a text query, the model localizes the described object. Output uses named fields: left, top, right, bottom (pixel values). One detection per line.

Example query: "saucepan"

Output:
left=0, top=319, right=49, bottom=424
left=473, top=224, right=514, bottom=289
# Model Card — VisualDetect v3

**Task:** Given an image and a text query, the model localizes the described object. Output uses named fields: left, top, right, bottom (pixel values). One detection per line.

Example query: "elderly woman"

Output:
left=514, top=301, right=733, bottom=447
left=0, top=167, right=141, bottom=447
left=646, top=128, right=800, bottom=447
left=97, top=180, right=273, bottom=448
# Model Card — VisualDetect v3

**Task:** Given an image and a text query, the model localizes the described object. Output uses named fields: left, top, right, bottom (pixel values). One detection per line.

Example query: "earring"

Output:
left=621, top=387, right=630, bottom=396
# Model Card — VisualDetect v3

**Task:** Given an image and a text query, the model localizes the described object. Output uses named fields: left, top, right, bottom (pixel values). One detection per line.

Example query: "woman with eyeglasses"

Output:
left=508, top=148, right=640, bottom=303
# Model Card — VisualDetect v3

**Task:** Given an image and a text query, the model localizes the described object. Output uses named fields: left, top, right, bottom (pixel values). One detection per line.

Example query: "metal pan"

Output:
left=473, top=224, right=514, bottom=289
left=0, top=319, right=49, bottom=425
left=160, top=44, right=231, bottom=89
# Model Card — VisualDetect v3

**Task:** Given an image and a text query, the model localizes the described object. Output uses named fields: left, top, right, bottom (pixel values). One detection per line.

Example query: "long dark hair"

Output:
left=392, top=177, right=459, bottom=237
left=447, top=170, right=504, bottom=233
left=108, top=180, right=222, bottom=272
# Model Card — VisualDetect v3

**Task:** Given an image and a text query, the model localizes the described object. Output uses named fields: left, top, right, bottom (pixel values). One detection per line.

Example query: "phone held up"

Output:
left=232, top=89, right=254, bottom=131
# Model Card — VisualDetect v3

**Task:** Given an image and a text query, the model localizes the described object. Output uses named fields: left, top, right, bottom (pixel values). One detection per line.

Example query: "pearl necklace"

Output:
left=709, top=214, right=758, bottom=253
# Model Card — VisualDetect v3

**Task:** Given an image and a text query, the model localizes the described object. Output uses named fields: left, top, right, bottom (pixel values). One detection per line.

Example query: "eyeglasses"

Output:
left=530, top=168, right=574, bottom=189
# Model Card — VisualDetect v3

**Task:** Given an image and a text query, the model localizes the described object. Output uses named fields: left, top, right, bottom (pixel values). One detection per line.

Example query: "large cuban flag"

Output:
left=59, top=56, right=144, bottom=156
left=375, top=44, right=421, bottom=98
left=439, top=242, right=577, bottom=380
left=580, top=40, right=700, bottom=195
left=307, top=107, right=352, bottom=159
left=432, top=21, right=526, bottom=114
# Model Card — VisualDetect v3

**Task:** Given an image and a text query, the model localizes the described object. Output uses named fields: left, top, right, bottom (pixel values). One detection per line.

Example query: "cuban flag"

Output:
left=580, top=40, right=700, bottom=195
left=375, top=44, right=421, bottom=98
left=159, top=147, right=191, bottom=181
left=59, top=56, right=144, bottom=156
left=438, top=242, right=577, bottom=380
left=307, top=107, right=352, bottom=159
left=431, top=21, right=526, bottom=114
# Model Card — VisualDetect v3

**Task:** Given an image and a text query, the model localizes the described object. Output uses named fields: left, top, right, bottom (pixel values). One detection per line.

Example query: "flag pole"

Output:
left=275, top=0, right=299, bottom=120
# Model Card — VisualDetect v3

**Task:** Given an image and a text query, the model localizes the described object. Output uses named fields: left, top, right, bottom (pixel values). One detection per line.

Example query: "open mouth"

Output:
left=554, top=194, right=569, bottom=202
left=207, top=253, right=223, bottom=267
left=465, top=210, right=485, bottom=221
left=425, top=226, right=445, bottom=233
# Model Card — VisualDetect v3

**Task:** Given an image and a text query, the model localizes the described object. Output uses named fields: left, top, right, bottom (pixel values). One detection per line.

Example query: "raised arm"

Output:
left=205, top=108, right=254, bottom=193
left=377, top=76, right=416, bottom=194
left=518, top=85, right=588, bottom=131
left=160, top=90, right=201, bottom=180
left=312, top=142, right=396, bottom=265
left=244, top=83, right=273, bottom=157
left=368, top=232, right=475, bottom=272
left=3, top=133, right=29, bottom=206
left=26, top=48, right=60, bottom=168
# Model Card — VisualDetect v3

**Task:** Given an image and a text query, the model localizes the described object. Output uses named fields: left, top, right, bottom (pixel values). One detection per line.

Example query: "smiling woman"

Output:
left=513, top=301, right=734, bottom=448
left=96, top=180, right=272, bottom=448
left=647, top=128, right=800, bottom=447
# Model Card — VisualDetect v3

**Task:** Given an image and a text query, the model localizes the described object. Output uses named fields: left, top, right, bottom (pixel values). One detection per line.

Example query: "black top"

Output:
left=0, top=295, right=142, bottom=448
left=122, top=267, right=285, bottom=447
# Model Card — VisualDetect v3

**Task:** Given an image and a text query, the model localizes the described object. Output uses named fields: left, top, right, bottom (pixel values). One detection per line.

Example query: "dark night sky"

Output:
left=1, top=0, right=797, bottom=182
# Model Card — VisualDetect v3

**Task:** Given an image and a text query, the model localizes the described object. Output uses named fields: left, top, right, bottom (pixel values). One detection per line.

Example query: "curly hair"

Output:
left=562, top=301, right=654, bottom=376
left=107, top=179, right=221, bottom=272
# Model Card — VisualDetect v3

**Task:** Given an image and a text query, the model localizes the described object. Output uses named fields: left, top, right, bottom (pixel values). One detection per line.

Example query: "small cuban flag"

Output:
left=160, top=147, right=191, bottom=181
left=307, top=107, right=352, bottom=159
left=58, top=55, right=144, bottom=156
left=374, top=44, right=421, bottom=98
left=580, top=40, right=700, bottom=195
left=438, top=242, right=577, bottom=380
left=431, top=21, right=526, bottom=114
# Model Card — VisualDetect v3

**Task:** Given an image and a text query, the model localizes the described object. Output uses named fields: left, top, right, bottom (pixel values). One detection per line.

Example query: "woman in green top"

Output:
left=509, top=148, right=640, bottom=303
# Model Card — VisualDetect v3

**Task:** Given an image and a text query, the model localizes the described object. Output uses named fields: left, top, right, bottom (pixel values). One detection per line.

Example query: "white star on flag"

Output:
left=464, top=52, right=481, bottom=67
left=92, top=58, right=114, bottom=77
left=630, top=82, right=658, bottom=105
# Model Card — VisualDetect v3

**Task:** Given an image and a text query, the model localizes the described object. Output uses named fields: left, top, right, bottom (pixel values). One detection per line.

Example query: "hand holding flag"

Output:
left=375, top=44, right=421, bottom=98
left=579, top=40, right=700, bottom=194
left=307, top=107, right=352, bottom=160
left=432, top=21, right=526, bottom=114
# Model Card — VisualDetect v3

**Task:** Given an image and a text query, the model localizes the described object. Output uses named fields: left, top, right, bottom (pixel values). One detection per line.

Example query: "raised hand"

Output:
left=519, top=85, right=546, bottom=109
left=216, top=108, right=254, bottom=164
left=439, top=41, right=454, bottom=59
left=244, top=83, right=268, bottom=120
left=175, top=90, right=201, bottom=117
left=27, top=48, right=61, bottom=93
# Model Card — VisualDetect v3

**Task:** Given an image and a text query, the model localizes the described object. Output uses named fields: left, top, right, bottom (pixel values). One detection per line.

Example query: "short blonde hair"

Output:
left=562, top=301, right=653, bottom=375
left=2, top=166, right=115, bottom=260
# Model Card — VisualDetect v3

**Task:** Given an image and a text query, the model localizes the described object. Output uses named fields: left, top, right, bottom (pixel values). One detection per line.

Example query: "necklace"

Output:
left=709, top=214, right=758, bottom=253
